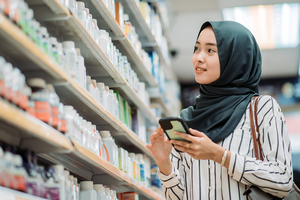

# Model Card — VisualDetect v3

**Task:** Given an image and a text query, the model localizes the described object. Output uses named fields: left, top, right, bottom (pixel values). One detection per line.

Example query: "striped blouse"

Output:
left=158, top=95, right=293, bottom=200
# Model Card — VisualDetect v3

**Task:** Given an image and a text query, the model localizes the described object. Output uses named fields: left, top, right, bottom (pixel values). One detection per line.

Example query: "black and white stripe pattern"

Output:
left=158, top=96, right=293, bottom=200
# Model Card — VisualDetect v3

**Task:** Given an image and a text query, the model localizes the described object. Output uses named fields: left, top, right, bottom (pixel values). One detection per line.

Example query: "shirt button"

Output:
left=208, top=186, right=212, bottom=190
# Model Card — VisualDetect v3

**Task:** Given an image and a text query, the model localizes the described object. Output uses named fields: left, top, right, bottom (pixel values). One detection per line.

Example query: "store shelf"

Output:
left=0, top=11, right=155, bottom=157
left=40, top=141, right=162, bottom=200
left=118, top=0, right=176, bottom=81
left=0, top=186, right=47, bottom=200
left=0, top=98, right=73, bottom=154
left=24, top=1, right=158, bottom=124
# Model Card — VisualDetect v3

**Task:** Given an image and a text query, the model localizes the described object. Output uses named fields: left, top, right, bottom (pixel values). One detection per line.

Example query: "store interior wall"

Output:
left=166, top=0, right=300, bottom=186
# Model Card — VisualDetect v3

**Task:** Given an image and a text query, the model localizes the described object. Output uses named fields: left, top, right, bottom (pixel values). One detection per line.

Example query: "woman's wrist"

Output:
left=157, top=159, right=172, bottom=176
left=212, top=145, right=231, bottom=168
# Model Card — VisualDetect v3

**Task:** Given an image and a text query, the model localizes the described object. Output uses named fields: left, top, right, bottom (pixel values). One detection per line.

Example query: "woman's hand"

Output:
left=171, top=128, right=230, bottom=167
left=146, top=126, right=173, bottom=175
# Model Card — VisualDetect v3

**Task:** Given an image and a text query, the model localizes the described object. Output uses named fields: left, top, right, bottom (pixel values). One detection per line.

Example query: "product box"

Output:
left=115, top=2, right=124, bottom=31
left=118, top=192, right=139, bottom=200
left=139, top=2, right=151, bottom=28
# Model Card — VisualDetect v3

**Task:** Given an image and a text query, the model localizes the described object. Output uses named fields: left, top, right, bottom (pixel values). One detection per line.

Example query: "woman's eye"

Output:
left=194, top=46, right=199, bottom=52
left=208, top=49, right=215, bottom=53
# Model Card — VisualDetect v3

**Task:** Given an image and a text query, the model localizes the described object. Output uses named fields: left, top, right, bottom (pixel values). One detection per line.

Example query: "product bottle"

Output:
left=92, top=19, right=99, bottom=44
left=128, top=153, right=136, bottom=180
left=40, top=27, right=52, bottom=58
left=93, top=184, right=106, bottom=200
left=10, top=68, right=21, bottom=104
left=57, top=42, right=65, bottom=69
left=64, top=105, right=76, bottom=140
left=99, top=131, right=114, bottom=165
left=104, top=86, right=110, bottom=112
left=76, top=48, right=86, bottom=89
left=108, top=90, right=114, bottom=115
left=98, top=30, right=107, bottom=54
left=86, top=76, right=95, bottom=99
left=77, top=2, right=87, bottom=26
left=58, top=103, right=66, bottom=133
left=64, top=170, right=70, bottom=200
left=3, top=62, right=13, bottom=101
left=92, top=125, right=99, bottom=155
left=98, top=132, right=106, bottom=161
left=113, top=93, right=119, bottom=120
left=50, top=37, right=60, bottom=65
left=136, top=154, right=145, bottom=185
left=62, top=41, right=78, bottom=82
left=12, top=154, right=27, bottom=192
left=91, top=79, right=100, bottom=104
left=80, top=181, right=96, bottom=200
left=53, top=165, right=66, bottom=200
left=74, top=178, right=79, bottom=200
left=46, top=84, right=60, bottom=129
left=27, top=78, right=52, bottom=124
left=97, top=82, right=107, bottom=110
left=105, top=188, right=111, bottom=200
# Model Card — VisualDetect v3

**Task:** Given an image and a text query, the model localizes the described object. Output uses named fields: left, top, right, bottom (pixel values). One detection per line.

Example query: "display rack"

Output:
left=0, top=12, right=153, bottom=157
left=118, top=0, right=177, bottom=81
left=0, top=186, right=48, bottom=200
left=0, top=0, right=174, bottom=199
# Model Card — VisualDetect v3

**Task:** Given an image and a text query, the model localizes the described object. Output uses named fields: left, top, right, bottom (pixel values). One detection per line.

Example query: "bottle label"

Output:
left=47, top=187, right=60, bottom=200
left=140, top=164, right=145, bottom=181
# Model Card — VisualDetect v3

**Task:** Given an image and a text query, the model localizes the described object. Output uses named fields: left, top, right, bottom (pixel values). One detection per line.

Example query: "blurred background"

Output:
left=162, top=0, right=300, bottom=186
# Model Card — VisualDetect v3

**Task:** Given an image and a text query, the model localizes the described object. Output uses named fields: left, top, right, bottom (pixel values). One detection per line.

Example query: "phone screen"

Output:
left=165, top=120, right=190, bottom=141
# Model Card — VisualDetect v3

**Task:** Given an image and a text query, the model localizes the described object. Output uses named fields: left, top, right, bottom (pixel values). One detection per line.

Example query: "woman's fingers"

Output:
left=189, top=128, right=207, bottom=137
left=170, top=140, right=191, bottom=148
left=156, top=126, right=165, bottom=136
left=173, top=144, right=195, bottom=155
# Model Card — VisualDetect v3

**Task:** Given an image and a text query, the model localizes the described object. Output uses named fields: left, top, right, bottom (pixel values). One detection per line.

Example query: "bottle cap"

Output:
left=77, top=1, right=85, bottom=9
left=128, top=153, right=135, bottom=159
left=109, top=90, right=113, bottom=94
left=98, top=30, right=106, bottom=36
left=57, top=42, right=63, bottom=51
left=49, top=37, right=57, bottom=45
left=85, top=8, right=90, bottom=15
left=105, top=86, right=109, bottom=91
left=12, top=155, right=23, bottom=167
left=69, top=175, right=74, bottom=182
left=76, top=48, right=81, bottom=56
left=46, top=84, right=55, bottom=92
left=64, top=105, right=74, bottom=113
left=27, top=78, right=46, bottom=89
left=105, top=188, right=110, bottom=194
left=99, top=131, right=111, bottom=138
left=93, top=184, right=105, bottom=192
left=123, top=14, right=129, bottom=21
left=64, top=170, right=70, bottom=177
left=136, top=154, right=143, bottom=160
left=86, top=76, right=92, bottom=85
left=97, top=82, right=105, bottom=90
left=62, top=41, right=75, bottom=49
left=74, top=177, right=78, bottom=184
left=91, top=79, right=97, bottom=88
left=80, top=181, right=94, bottom=191
left=40, top=27, right=48, bottom=35
left=53, top=165, right=64, bottom=175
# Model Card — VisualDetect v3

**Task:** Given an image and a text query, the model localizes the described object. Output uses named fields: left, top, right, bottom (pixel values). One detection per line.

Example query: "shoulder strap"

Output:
left=249, top=96, right=263, bottom=160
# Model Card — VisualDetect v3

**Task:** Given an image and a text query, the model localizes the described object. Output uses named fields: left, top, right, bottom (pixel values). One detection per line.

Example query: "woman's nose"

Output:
left=196, top=51, right=205, bottom=63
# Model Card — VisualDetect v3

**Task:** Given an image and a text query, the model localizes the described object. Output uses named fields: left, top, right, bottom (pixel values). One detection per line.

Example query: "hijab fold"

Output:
left=180, top=21, right=262, bottom=143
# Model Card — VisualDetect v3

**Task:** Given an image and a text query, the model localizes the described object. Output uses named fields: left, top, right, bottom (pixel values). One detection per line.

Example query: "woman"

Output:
left=146, top=21, right=293, bottom=199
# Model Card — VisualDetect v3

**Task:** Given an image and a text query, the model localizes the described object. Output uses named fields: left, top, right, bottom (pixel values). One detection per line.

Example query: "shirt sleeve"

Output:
left=228, top=96, right=293, bottom=198
left=157, top=148, right=186, bottom=200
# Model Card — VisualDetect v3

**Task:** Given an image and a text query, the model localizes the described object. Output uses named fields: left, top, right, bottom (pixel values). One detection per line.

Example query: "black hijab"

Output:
left=180, top=21, right=262, bottom=143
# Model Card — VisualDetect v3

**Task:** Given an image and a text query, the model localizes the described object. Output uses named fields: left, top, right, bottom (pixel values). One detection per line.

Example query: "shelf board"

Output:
left=0, top=12, right=155, bottom=156
left=40, top=141, right=162, bottom=200
left=0, top=98, right=73, bottom=153
left=0, top=186, right=47, bottom=200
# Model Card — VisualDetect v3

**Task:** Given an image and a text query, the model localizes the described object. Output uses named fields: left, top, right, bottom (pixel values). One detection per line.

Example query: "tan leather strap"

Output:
left=253, top=96, right=263, bottom=160
left=249, top=96, right=260, bottom=160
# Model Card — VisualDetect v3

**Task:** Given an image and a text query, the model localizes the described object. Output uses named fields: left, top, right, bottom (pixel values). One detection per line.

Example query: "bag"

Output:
left=243, top=96, right=300, bottom=200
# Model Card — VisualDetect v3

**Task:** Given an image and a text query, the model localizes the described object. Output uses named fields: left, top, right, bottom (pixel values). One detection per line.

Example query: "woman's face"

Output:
left=192, top=26, right=220, bottom=84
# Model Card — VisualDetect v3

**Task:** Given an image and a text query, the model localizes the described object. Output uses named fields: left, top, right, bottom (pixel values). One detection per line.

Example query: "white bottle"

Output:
left=105, top=188, right=111, bottom=200
left=112, top=139, right=118, bottom=168
left=100, top=131, right=115, bottom=165
left=69, top=175, right=76, bottom=200
left=108, top=90, right=114, bottom=115
left=92, top=125, right=99, bottom=155
left=91, top=79, right=100, bottom=104
left=63, top=41, right=78, bottom=82
left=136, top=154, right=146, bottom=185
left=80, top=181, right=96, bottom=200
left=77, top=2, right=86, bottom=26
left=86, top=76, right=95, bottom=98
left=104, top=86, right=110, bottom=112
left=98, top=131, right=106, bottom=161
left=64, top=170, right=71, bottom=200
left=98, top=30, right=107, bottom=54
left=53, top=165, right=66, bottom=200
left=92, top=19, right=99, bottom=44
left=97, top=82, right=108, bottom=110
left=82, top=119, right=88, bottom=148
left=74, top=178, right=79, bottom=200
left=57, top=42, right=65, bottom=69
left=87, top=121, right=93, bottom=151
left=64, top=105, right=75, bottom=139
left=113, top=93, right=119, bottom=120
left=93, top=184, right=106, bottom=200
left=76, top=48, right=86, bottom=89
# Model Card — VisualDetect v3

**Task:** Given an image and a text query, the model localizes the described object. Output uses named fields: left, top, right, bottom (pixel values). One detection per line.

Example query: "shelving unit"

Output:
left=0, top=0, right=175, bottom=199
left=0, top=12, right=153, bottom=156
left=0, top=186, right=48, bottom=200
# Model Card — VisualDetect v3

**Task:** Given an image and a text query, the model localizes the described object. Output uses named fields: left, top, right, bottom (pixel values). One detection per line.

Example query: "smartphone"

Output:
left=159, top=117, right=191, bottom=151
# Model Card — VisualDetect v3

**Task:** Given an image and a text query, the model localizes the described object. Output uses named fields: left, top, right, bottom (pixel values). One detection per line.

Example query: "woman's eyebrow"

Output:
left=195, top=41, right=217, bottom=46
